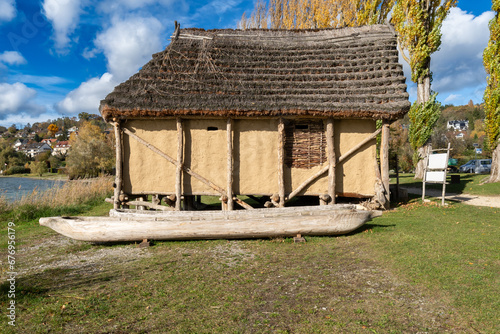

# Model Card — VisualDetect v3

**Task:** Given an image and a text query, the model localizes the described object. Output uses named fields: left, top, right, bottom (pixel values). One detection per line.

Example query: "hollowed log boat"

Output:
left=39, top=205, right=381, bottom=243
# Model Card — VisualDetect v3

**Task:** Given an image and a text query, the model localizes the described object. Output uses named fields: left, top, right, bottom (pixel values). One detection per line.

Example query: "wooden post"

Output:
left=113, top=120, right=122, bottom=210
left=175, top=117, right=183, bottom=210
left=422, top=145, right=430, bottom=201
left=226, top=118, right=234, bottom=210
left=278, top=118, right=285, bottom=207
left=380, top=122, right=390, bottom=208
left=326, top=118, right=336, bottom=205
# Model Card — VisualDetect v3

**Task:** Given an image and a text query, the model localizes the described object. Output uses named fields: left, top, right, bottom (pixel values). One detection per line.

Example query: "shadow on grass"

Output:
left=0, top=266, right=117, bottom=304
left=393, top=173, right=489, bottom=195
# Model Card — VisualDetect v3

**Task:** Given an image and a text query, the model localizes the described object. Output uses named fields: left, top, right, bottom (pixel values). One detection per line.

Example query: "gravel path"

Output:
left=402, top=187, right=500, bottom=208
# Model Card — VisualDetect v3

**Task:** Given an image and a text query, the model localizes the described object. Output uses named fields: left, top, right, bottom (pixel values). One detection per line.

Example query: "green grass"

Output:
left=366, top=201, right=500, bottom=331
left=1, top=198, right=498, bottom=333
left=394, top=173, right=500, bottom=196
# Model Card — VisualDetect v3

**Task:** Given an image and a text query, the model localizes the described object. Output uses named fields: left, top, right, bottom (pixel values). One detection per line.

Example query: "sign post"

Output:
left=422, top=143, right=451, bottom=206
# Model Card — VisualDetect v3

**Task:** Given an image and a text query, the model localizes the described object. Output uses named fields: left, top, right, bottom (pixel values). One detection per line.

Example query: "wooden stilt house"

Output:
left=100, top=24, right=410, bottom=211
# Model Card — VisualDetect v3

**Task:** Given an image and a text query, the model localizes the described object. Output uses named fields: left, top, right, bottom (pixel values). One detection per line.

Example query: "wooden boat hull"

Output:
left=39, top=205, right=380, bottom=242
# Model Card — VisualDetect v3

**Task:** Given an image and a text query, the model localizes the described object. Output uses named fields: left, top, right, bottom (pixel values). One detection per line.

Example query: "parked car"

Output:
left=459, top=159, right=492, bottom=174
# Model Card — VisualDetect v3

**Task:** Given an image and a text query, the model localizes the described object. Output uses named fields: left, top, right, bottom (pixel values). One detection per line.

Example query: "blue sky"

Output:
left=0, top=0, right=495, bottom=127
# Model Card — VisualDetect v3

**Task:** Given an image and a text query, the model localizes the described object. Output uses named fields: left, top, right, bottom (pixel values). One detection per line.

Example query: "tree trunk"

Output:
left=414, top=64, right=431, bottom=180
left=486, top=141, right=500, bottom=183
left=414, top=144, right=429, bottom=179
left=416, top=73, right=431, bottom=105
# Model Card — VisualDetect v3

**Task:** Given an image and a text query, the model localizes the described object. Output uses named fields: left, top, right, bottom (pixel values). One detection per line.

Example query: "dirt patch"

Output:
left=403, top=187, right=500, bottom=208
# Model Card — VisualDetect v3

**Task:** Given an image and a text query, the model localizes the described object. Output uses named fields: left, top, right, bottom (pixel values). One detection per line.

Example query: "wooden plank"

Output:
left=227, top=118, right=234, bottom=210
left=123, top=200, right=174, bottom=211
left=381, top=123, right=390, bottom=208
left=122, top=127, right=227, bottom=196
left=113, top=121, right=122, bottom=210
left=278, top=118, right=285, bottom=207
left=326, top=118, right=336, bottom=205
left=175, top=117, right=183, bottom=210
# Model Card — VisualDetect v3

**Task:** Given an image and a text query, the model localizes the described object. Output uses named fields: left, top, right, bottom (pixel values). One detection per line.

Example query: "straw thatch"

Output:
left=100, top=25, right=410, bottom=121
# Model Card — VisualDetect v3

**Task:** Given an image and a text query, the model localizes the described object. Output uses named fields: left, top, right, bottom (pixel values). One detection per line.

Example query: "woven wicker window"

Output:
left=285, top=120, right=326, bottom=169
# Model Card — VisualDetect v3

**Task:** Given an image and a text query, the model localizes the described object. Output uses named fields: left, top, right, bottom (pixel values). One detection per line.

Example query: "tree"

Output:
left=66, top=122, right=115, bottom=178
left=8, top=124, right=17, bottom=134
left=29, top=161, right=48, bottom=177
left=240, top=0, right=394, bottom=29
left=483, top=0, right=500, bottom=183
left=47, top=123, right=59, bottom=137
left=391, top=0, right=456, bottom=178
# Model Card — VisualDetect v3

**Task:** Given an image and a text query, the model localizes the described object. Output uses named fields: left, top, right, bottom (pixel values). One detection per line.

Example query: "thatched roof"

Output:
left=100, top=25, right=410, bottom=121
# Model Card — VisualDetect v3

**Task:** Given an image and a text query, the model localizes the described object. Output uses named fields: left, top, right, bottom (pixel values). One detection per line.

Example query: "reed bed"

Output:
left=0, top=176, right=113, bottom=221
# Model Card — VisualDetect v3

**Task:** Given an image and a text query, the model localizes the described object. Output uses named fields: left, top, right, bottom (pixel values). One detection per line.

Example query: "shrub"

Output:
left=3, top=166, right=30, bottom=175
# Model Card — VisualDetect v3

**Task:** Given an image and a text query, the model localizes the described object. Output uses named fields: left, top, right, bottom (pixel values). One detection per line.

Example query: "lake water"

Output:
left=0, top=177, right=66, bottom=202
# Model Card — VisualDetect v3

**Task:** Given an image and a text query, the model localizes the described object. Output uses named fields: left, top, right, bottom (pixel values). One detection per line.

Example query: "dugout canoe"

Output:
left=39, top=205, right=381, bottom=242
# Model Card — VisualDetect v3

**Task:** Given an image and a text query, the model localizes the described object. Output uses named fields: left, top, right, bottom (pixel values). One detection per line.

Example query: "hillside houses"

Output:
left=447, top=120, right=469, bottom=131
left=52, top=141, right=70, bottom=156
left=13, top=140, right=71, bottom=157
left=17, top=142, right=52, bottom=158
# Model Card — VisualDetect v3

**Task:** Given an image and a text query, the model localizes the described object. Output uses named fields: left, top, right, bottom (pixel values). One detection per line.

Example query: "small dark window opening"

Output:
left=295, top=124, right=309, bottom=130
left=207, top=126, right=218, bottom=131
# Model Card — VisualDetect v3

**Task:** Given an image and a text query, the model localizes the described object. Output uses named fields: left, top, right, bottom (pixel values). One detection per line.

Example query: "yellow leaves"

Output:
left=392, top=0, right=457, bottom=83
left=246, top=0, right=394, bottom=30
left=483, top=1, right=500, bottom=147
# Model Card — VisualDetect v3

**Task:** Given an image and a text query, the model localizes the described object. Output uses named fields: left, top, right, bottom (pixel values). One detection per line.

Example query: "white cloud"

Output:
left=55, top=72, right=117, bottom=115
left=91, top=16, right=164, bottom=81
left=432, top=8, right=494, bottom=98
left=0, top=82, right=45, bottom=119
left=0, top=51, right=27, bottom=66
left=0, top=0, right=16, bottom=22
left=42, top=0, right=83, bottom=52
left=444, top=94, right=461, bottom=104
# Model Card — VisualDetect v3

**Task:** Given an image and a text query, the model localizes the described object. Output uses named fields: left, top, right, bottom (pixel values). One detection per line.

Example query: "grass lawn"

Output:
left=1, top=198, right=498, bottom=333
left=393, top=173, right=500, bottom=196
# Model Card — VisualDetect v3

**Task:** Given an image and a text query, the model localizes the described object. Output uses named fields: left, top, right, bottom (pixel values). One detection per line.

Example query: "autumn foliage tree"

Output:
left=391, top=0, right=456, bottom=178
left=47, top=123, right=59, bottom=137
left=239, top=0, right=394, bottom=29
left=66, top=122, right=114, bottom=179
left=483, top=0, right=500, bottom=183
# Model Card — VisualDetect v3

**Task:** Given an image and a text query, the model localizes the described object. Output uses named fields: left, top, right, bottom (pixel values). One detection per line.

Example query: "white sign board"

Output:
left=425, top=171, right=446, bottom=183
left=476, top=148, right=482, bottom=154
left=427, top=153, right=448, bottom=169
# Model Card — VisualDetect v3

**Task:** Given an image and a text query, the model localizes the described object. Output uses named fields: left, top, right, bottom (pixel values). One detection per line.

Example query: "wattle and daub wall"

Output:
left=122, top=118, right=376, bottom=197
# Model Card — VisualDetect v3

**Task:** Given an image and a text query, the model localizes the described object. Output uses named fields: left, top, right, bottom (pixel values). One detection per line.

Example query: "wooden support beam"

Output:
left=326, top=118, right=336, bottom=205
left=175, top=117, right=183, bottom=210
left=286, top=127, right=382, bottom=203
left=380, top=122, right=390, bottom=209
left=233, top=197, right=254, bottom=210
left=113, top=121, right=122, bottom=210
left=122, top=127, right=228, bottom=197
left=226, top=118, right=234, bottom=211
left=277, top=118, right=285, bottom=207
left=124, top=200, right=174, bottom=211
